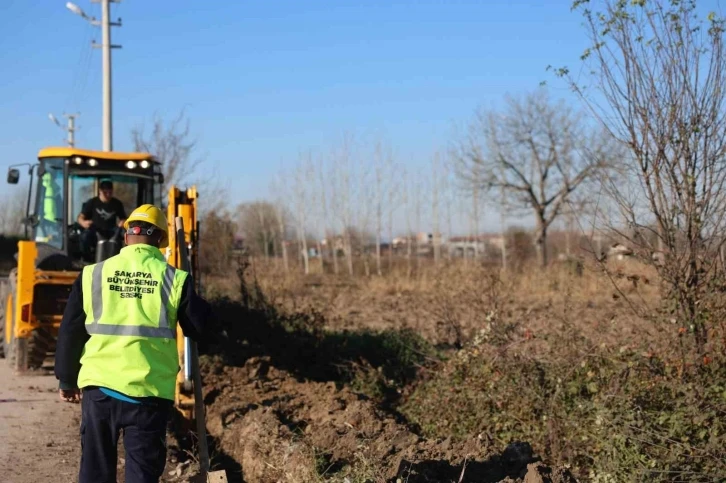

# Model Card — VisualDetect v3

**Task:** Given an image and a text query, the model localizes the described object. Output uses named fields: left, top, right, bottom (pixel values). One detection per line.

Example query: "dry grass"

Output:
left=204, top=255, right=726, bottom=481
left=210, top=256, right=666, bottom=351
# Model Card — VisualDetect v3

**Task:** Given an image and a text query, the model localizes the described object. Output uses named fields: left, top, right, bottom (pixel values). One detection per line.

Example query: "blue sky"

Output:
left=0, top=0, right=593, bottom=231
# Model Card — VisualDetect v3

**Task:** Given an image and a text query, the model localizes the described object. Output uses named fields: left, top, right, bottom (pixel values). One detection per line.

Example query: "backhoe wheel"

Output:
left=2, top=270, right=17, bottom=364
left=13, top=328, right=52, bottom=372
left=26, top=327, right=54, bottom=370
left=0, top=281, right=7, bottom=358
left=5, top=301, right=16, bottom=368
left=14, top=338, right=27, bottom=372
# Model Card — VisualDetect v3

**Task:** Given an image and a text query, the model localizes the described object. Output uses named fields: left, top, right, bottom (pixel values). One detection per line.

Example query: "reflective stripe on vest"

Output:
left=86, top=261, right=177, bottom=339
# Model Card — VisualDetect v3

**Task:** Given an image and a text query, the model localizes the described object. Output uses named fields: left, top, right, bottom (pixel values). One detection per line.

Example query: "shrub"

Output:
left=401, top=326, right=726, bottom=481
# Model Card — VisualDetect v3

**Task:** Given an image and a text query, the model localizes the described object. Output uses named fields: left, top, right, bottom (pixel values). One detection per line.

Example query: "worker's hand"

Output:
left=80, top=219, right=92, bottom=229
left=117, top=219, right=125, bottom=228
left=59, top=388, right=81, bottom=404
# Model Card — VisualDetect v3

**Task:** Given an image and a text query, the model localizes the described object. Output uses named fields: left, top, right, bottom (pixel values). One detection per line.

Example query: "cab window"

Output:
left=34, top=158, right=65, bottom=248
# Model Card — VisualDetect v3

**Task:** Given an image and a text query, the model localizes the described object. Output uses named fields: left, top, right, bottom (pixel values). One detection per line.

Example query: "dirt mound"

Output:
left=200, top=356, right=577, bottom=483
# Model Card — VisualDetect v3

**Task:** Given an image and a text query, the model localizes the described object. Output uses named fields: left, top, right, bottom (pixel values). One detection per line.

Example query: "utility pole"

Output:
left=66, top=114, right=77, bottom=146
left=96, top=0, right=121, bottom=151
left=66, top=1, right=122, bottom=151
left=48, top=113, right=79, bottom=147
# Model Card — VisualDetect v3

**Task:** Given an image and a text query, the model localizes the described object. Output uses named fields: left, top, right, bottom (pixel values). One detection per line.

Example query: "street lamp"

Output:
left=66, top=2, right=92, bottom=20
left=65, top=1, right=120, bottom=151
left=48, top=112, right=78, bottom=147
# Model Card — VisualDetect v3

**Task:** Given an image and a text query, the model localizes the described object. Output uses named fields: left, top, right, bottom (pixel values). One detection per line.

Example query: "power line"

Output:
left=65, top=20, right=94, bottom=114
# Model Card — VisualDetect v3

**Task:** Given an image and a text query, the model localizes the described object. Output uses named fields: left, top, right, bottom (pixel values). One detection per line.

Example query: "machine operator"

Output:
left=77, top=179, right=127, bottom=252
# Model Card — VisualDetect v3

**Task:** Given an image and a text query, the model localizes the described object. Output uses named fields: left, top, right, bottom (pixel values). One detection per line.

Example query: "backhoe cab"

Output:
left=9, top=147, right=164, bottom=265
left=1, top=147, right=163, bottom=371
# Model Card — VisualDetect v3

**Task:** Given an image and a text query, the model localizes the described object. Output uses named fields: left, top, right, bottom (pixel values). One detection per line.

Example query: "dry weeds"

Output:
left=197, top=257, right=725, bottom=482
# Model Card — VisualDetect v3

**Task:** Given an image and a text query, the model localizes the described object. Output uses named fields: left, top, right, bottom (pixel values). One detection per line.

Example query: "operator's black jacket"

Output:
left=55, top=271, right=213, bottom=390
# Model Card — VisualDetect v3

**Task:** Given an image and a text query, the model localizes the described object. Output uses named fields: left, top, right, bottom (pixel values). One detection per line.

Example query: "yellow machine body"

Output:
left=166, top=186, right=200, bottom=421
left=10, top=241, right=78, bottom=339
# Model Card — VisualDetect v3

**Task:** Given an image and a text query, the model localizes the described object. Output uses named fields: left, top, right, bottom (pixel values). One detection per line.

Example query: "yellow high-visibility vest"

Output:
left=77, top=244, right=188, bottom=400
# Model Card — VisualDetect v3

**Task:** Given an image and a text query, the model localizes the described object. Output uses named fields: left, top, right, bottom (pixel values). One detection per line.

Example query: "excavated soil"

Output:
left=193, top=356, right=577, bottom=483
left=0, top=315, right=580, bottom=482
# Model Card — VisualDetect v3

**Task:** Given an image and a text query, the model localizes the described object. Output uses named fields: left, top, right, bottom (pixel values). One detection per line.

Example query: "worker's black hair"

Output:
left=99, top=180, right=113, bottom=190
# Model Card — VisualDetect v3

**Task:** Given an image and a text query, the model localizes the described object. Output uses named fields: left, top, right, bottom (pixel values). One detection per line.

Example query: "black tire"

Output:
left=2, top=270, right=17, bottom=363
left=26, top=327, right=54, bottom=370
left=13, top=338, right=25, bottom=372
left=2, top=268, right=53, bottom=371
left=6, top=314, right=16, bottom=370
left=0, top=280, right=6, bottom=359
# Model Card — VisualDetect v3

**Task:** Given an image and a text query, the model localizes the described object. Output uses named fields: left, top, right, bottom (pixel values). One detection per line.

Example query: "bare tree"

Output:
left=330, top=136, right=356, bottom=276
left=199, top=209, right=237, bottom=277
left=414, top=171, right=424, bottom=271
left=0, top=189, right=27, bottom=236
left=432, top=153, right=442, bottom=265
left=559, top=0, right=726, bottom=348
left=307, top=157, right=325, bottom=273
left=257, top=204, right=271, bottom=258
left=442, top=158, right=455, bottom=262
left=374, top=143, right=386, bottom=276
left=131, top=109, right=200, bottom=189
left=268, top=172, right=292, bottom=272
left=355, top=149, right=375, bottom=277
left=402, top=167, right=413, bottom=277
left=499, top=185, right=508, bottom=270
left=455, top=89, right=616, bottom=268
left=317, top=154, right=338, bottom=275
left=237, top=201, right=285, bottom=258
left=292, top=159, right=311, bottom=275
left=469, top=163, right=483, bottom=261
left=275, top=204, right=290, bottom=273
left=386, top=152, right=399, bottom=271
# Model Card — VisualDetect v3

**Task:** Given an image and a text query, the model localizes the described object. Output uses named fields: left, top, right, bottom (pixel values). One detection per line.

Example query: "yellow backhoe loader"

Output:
left=0, top=146, right=225, bottom=481
left=0, top=146, right=200, bottom=420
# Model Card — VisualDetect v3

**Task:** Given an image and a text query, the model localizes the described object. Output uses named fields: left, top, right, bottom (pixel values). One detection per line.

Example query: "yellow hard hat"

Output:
left=124, top=204, right=169, bottom=248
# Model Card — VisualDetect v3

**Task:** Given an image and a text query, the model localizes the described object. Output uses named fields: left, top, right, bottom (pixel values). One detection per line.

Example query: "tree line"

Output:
left=229, top=89, right=617, bottom=274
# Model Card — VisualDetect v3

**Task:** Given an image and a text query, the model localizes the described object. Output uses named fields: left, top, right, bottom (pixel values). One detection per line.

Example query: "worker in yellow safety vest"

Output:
left=55, top=204, right=214, bottom=483
left=42, top=171, right=60, bottom=223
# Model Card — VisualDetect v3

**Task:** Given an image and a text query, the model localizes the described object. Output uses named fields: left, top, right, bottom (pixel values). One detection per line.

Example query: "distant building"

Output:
left=608, top=243, right=633, bottom=261
left=447, top=234, right=503, bottom=258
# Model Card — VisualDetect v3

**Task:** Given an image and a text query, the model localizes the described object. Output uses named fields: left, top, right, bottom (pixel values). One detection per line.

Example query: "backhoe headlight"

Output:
left=73, top=156, right=83, bottom=165
left=126, top=161, right=137, bottom=169
left=87, top=158, right=98, bottom=167
left=140, top=160, right=150, bottom=169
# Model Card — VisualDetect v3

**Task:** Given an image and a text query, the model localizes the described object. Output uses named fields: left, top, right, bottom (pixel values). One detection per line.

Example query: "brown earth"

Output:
left=1, top=263, right=610, bottom=483
left=188, top=260, right=667, bottom=482
left=0, top=362, right=80, bottom=483
left=197, top=355, right=578, bottom=483
left=0, top=360, right=202, bottom=483
left=0, top=357, right=578, bottom=483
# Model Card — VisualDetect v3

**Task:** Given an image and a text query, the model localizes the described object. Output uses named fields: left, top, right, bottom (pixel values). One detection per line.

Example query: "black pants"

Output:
left=79, top=388, right=172, bottom=483
left=80, top=226, right=123, bottom=257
